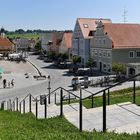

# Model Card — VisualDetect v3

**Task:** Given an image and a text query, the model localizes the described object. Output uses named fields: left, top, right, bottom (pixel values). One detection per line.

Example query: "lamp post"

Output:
left=48, top=75, right=51, bottom=104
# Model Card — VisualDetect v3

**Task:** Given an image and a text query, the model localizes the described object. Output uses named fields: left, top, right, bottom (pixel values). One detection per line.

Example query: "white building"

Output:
left=72, top=18, right=112, bottom=66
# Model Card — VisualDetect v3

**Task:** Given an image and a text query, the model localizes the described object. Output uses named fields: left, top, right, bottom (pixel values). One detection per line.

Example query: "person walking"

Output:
left=11, top=79, right=15, bottom=87
left=8, top=81, right=10, bottom=88
left=3, top=79, right=6, bottom=88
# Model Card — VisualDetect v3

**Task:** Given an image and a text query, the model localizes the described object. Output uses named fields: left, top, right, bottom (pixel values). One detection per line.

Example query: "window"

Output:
left=99, top=39, right=101, bottom=44
left=94, top=50, right=98, bottom=56
left=129, top=51, right=134, bottom=58
left=83, top=24, right=88, bottom=28
left=103, top=64, right=106, bottom=68
left=103, top=51, right=106, bottom=57
left=136, top=51, right=140, bottom=58
left=99, top=50, right=102, bottom=57
left=107, top=51, right=111, bottom=57
left=94, top=61, right=97, bottom=67
left=103, top=39, right=106, bottom=44
left=103, top=64, right=106, bottom=71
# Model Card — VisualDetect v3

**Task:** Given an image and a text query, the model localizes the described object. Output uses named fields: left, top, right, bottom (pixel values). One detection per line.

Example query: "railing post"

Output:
left=133, top=80, right=136, bottom=104
left=44, top=96, right=47, bottom=118
left=36, top=98, right=38, bottom=118
left=16, top=98, right=18, bottom=111
left=48, top=77, right=51, bottom=104
left=108, top=89, right=110, bottom=105
left=91, top=95, right=94, bottom=108
left=29, top=94, right=31, bottom=112
left=7, top=101, right=9, bottom=110
left=79, top=87, right=82, bottom=132
left=23, top=100, right=25, bottom=114
left=13, top=101, right=15, bottom=111
left=69, top=93, right=70, bottom=104
left=9, top=99, right=11, bottom=110
left=1, top=101, right=5, bottom=110
left=55, top=93, right=56, bottom=104
left=103, top=90, right=106, bottom=132
left=60, top=88, right=63, bottom=117
left=19, top=102, right=21, bottom=113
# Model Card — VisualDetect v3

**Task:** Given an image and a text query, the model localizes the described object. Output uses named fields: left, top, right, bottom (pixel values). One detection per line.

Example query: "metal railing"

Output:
left=80, top=73, right=140, bottom=132
left=1, top=73, right=140, bottom=132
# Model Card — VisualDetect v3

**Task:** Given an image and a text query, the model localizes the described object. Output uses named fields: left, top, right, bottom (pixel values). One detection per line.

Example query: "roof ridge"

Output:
left=77, top=17, right=111, bottom=20
left=104, top=23, right=139, bottom=26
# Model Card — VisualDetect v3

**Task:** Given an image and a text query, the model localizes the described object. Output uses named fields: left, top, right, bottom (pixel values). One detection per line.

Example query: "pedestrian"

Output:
left=11, top=79, right=15, bottom=87
left=3, top=79, right=6, bottom=88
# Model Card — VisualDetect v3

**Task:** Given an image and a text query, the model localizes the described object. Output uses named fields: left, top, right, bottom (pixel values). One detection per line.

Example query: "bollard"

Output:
left=29, top=94, right=32, bottom=112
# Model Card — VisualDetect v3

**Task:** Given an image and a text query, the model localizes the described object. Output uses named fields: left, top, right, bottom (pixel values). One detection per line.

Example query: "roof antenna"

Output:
left=122, top=8, right=127, bottom=23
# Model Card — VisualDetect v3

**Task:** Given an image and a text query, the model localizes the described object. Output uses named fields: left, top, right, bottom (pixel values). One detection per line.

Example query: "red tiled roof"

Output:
left=52, top=32, right=64, bottom=45
left=104, top=23, right=140, bottom=49
left=0, top=37, right=13, bottom=50
left=78, top=18, right=112, bottom=39
left=64, top=32, right=72, bottom=48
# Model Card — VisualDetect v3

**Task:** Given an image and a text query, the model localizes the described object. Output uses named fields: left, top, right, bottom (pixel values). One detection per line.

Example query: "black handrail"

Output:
left=61, top=87, right=80, bottom=99
left=83, top=73, right=140, bottom=100
left=20, top=93, right=36, bottom=103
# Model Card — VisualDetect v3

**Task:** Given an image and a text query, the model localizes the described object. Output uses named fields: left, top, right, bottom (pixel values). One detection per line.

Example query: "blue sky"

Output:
left=0, top=0, right=140, bottom=31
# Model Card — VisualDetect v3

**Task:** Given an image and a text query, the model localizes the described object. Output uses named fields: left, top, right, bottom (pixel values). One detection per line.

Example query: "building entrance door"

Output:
left=99, top=62, right=102, bottom=72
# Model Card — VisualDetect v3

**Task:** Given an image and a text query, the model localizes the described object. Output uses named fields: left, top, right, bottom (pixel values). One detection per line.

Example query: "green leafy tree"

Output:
left=86, top=57, right=96, bottom=75
left=61, top=53, right=68, bottom=62
left=112, top=63, right=126, bottom=74
left=34, top=41, right=41, bottom=53
left=47, top=51, right=56, bottom=60
left=73, top=55, right=81, bottom=64
left=72, top=55, right=81, bottom=73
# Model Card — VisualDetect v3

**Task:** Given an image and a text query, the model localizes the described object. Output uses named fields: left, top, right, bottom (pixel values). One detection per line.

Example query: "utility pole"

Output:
left=122, top=8, right=127, bottom=24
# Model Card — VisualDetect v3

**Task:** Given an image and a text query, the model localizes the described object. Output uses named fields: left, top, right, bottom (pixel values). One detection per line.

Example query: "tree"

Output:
left=34, top=41, right=42, bottom=53
left=47, top=51, right=56, bottom=60
left=112, top=63, right=126, bottom=74
left=86, top=57, right=96, bottom=75
left=15, top=29, right=25, bottom=34
left=61, top=53, right=68, bottom=62
left=73, top=55, right=81, bottom=64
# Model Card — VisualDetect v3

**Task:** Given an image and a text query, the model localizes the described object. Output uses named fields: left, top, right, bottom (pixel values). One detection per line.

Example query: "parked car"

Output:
left=44, top=57, right=52, bottom=62
left=71, top=76, right=90, bottom=86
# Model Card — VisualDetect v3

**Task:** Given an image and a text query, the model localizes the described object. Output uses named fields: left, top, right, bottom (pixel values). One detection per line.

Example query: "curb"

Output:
left=27, top=59, right=42, bottom=76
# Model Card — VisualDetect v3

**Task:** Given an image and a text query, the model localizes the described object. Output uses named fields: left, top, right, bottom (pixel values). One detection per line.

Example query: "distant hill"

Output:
left=6, top=33, right=40, bottom=40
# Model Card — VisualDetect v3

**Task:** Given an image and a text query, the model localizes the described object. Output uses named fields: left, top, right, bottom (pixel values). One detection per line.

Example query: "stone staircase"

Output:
left=2, top=98, right=140, bottom=134
left=16, top=100, right=140, bottom=134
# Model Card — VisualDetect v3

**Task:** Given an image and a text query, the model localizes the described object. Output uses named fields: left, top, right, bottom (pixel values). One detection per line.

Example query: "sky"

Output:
left=0, top=0, right=140, bottom=31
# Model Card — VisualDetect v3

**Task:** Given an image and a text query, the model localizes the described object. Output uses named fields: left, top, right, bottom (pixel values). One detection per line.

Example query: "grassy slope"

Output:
left=0, top=111, right=139, bottom=140
left=62, top=87, right=140, bottom=109
left=83, top=88, right=140, bottom=109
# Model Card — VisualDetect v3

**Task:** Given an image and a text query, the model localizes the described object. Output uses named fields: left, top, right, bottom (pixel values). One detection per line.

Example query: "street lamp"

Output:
left=47, top=75, right=51, bottom=104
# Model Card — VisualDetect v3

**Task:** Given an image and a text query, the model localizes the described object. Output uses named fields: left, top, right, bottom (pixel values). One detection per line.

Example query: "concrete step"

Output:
left=64, top=102, right=140, bottom=133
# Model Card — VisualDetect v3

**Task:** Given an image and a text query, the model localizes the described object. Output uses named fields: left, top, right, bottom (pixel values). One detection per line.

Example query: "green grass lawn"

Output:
left=62, top=87, right=140, bottom=109
left=6, top=33, right=40, bottom=39
left=0, top=110, right=140, bottom=140
left=83, top=87, right=140, bottom=109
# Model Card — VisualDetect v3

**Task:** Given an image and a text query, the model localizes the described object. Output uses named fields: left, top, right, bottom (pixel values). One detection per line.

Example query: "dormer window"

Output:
left=83, top=24, right=88, bottom=28
left=88, top=31, right=95, bottom=36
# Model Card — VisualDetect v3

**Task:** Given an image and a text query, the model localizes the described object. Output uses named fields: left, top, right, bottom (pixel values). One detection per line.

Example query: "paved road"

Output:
left=28, top=54, right=73, bottom=90
left=1, top=54, right=140, bottom=102
left=0, top=54, right=74, bottom=102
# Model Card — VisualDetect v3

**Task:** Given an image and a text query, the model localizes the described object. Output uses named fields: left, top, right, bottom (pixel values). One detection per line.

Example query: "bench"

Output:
left=33, top=75, right=46, bottom=80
